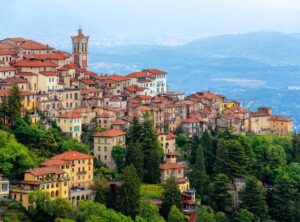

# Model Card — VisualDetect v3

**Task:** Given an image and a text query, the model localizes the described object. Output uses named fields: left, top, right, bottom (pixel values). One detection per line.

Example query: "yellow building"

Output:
left=159, top=133, right=190, bottom=192
left=220, top=100, right=240, bottom=112
left=270, top=115, right=293, bottom=135
left=93, top=129, right=126, bottom=169
left=10, top=151, right=94, bottom=208
left=10, top=167, right=69, bottom=209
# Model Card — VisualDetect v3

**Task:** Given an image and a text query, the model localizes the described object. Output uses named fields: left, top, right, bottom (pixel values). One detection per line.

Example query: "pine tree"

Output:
left=200, top=130, right=214, bottom=173
left=127, top=117, right=143, bottom=144
left=226, top=139, right=248, bottom=178
left=141, top=113, right=162, bottom=183
left=116, top=164, right=141, bottom=218
left=269, top=176, right=297, bottom=222
left=126, top=142, right=144, bottom=180
left=161, top=177, right=182, bottom=218
left=242, top=177, right=268, bottom=221
left=190, top=145, right=209, bottom=198
left=212, top=173, right=232, bottom=212
left=213, top=138, right=229, bottom=174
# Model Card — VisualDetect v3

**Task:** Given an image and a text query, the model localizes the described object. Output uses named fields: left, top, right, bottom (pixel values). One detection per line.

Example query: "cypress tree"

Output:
left=116, top=164, right=141, bottom=218
left=141, top=113, right=162, bottom=183
left=200, top=130, right=214, bottom=173
left=161, top=177, right=182, bottom=218
left=190, top=145, right=209, bottom=198
left=126, top=141, right=144, bottom=180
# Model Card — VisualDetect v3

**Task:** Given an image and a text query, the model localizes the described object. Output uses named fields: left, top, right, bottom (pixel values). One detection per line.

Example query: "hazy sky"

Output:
left=1, top=0, right=300, bottom=46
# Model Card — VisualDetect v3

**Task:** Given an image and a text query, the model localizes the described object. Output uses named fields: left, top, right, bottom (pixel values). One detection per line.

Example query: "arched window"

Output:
left=51, top=191, right=54, bottom=197
left=55, top=190, right=59, bottom=196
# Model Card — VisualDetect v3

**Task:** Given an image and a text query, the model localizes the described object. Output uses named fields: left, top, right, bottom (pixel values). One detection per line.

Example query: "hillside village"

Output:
left=0, top=29, right=296, bottom=222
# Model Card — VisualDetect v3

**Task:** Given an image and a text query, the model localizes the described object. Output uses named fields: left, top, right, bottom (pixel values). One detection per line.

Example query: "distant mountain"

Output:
left=88, top=31, right=300, bottom=130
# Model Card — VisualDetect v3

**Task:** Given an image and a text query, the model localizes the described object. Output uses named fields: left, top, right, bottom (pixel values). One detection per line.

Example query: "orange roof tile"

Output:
left=50, top=150, right=93, bottom=161
left=58, top=112, right=81, bottom=119
left=16, top=72, right=37, bottom=76
left=112, top=119, right=127, bottom=125
left=0, top=66, right=17, bottom=72
left=144, top=68, right=167, bottom=75
left=106, top=74, right=129, bottom=82
left=14, top=60, right=57, bottom=67
left=270, top=115, right=292, bottom=122
left=26, top=167, right=65, bottom=176
left=0, top=50, right=16, bottom=55
left=39, top=71, right=58, bottom=76
left=94, top=129, right=126, bottom=137
left=19, top=40, right=53, bottom=50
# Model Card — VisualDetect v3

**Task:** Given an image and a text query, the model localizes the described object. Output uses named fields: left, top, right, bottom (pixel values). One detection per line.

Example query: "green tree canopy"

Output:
left=167, top=205, right=185, bottom=222
left=0, top=130, right=36, bottom=179
left=112, top=145, right=127, bottom=172
left=138, top=198, right=165, bottom=222
left=242, top=177, right=269, bottom=221
left=116, top=164, right=141, bottom=218
left=161, top=177, right=182, bottom=218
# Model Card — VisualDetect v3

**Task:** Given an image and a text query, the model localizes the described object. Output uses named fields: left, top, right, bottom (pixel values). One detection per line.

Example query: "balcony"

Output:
left=77, top=171, right=87, bottom=175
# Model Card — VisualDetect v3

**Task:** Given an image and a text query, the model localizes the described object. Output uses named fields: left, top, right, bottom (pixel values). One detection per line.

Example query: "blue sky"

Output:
left=1, top=0, right=300, bottom=46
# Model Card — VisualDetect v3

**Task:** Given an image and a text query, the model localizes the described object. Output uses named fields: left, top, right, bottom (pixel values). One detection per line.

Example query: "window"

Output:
left=104, top=155, right=107, bottom=160
left=104, top=146, right=107, bottom=152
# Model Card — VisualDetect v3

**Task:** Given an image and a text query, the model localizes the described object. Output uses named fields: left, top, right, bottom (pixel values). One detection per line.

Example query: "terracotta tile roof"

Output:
left=106, top=74, right=129, bottom=82
left=56, top=63, right=78, bottom=71
left=50, top=150, right=93, bottom=161
left=137, top=95, right=152, bottom=100
left=24, top=52, right=69, bottom=60
left=110, top=96, right=122, bottom=102
left=72, top=108, right=94, bottom=114
left=94, top=129, right=127, bottom=137
left=250, top=112, right=270, bottom=118
left=20, top=180, right=41, bottom=185
left=144, top=68, right=167, bottom=75
left=166, top=133, right=176, bottom=140
left=160, top=163, right=185, bottom=170
left=40, top=159, right=67, bottom=167
left=0, top=66, right=17, bottom=72
left=0, top=77, right=28, bottom=85
left=112, top=119, right=127, bottom=125
left=39, top=71, right=58, bottom=76
left=0, top=90, right=9, bottom=97
left=19, top=40, right=53, bottom=50
left=0, top=50, right=16, bottom=55
left=58, top=112, right=81, bottom=119
left=16, top=72, right=37, bottom=76
left=125, top=86, right=146, bottom=92
left=97, top=113, right=114, bottom=118
left=4, top=37, right=27, bottom=43
left=0, top=43, right=15, bottom=50
left=26, top=167, right=65, bottom=176
left=127, top=71, right=148, bottom=78
left=270, top=115, right=292, bottom=122
left=80, top=79, right=97, bottom=85
left=14, top=60, right=57, bottom=67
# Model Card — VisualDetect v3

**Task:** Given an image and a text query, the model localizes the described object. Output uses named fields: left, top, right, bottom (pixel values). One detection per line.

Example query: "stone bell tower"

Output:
left=71, top=27, right=89, bottom=69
